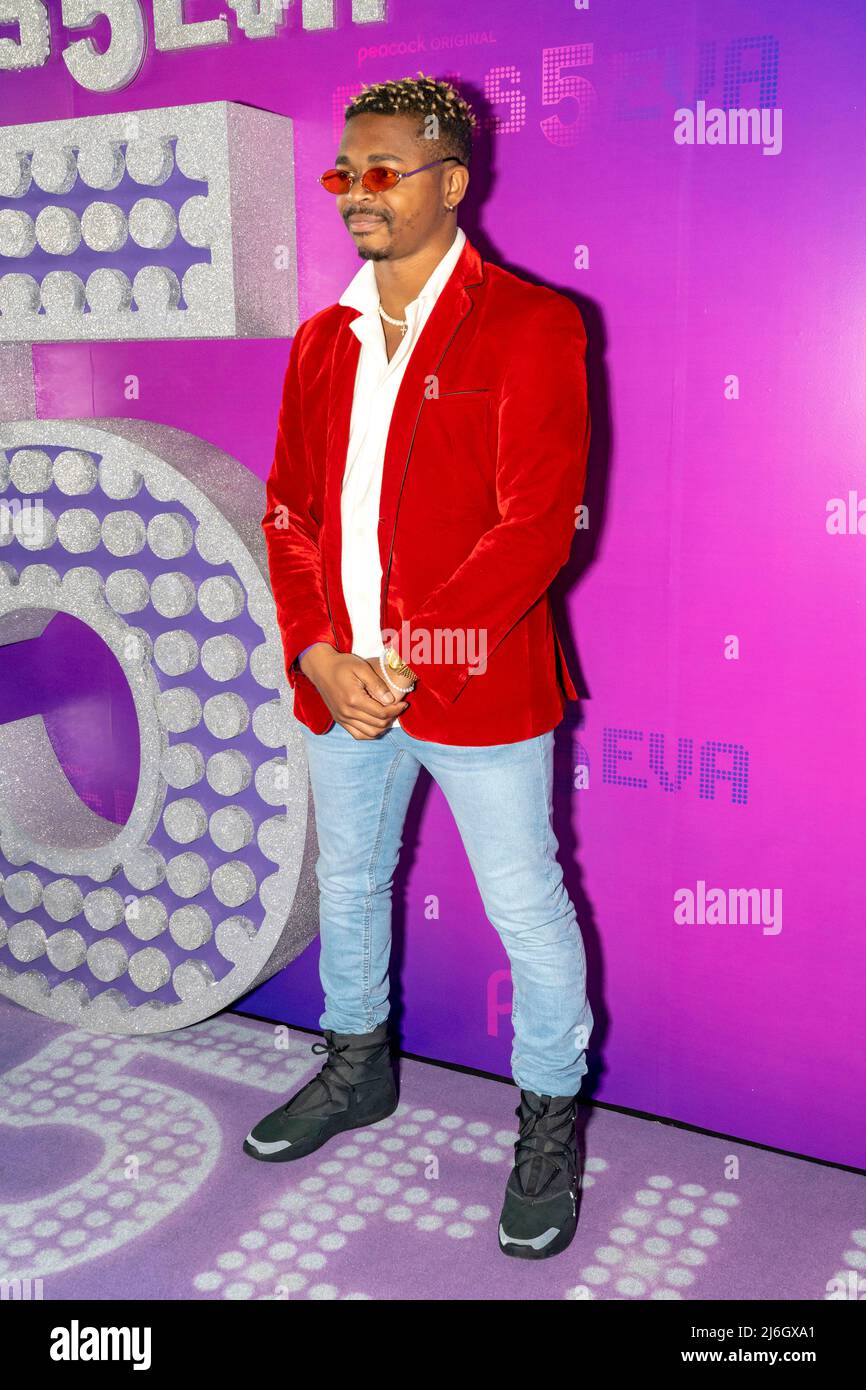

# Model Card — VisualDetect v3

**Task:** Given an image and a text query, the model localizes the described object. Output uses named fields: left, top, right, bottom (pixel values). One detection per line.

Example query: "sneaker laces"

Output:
left=282, top=1036, right=357, bottom=1112
left=513, top=1093, right=577, bottom=1199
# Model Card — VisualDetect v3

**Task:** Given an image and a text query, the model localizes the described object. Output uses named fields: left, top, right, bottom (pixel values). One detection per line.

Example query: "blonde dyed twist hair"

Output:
left=344, top=72, right=477, bottom=168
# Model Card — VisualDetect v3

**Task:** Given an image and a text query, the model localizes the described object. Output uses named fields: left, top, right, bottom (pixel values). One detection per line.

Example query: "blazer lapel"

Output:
left=323, top=323, right=362, bottom=649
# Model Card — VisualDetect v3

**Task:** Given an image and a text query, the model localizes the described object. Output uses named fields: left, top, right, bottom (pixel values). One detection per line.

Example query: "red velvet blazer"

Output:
left=261, top=233, right=590, bottom=746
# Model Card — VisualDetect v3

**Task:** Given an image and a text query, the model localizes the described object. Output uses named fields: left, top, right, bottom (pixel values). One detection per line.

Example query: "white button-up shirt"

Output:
left=337, top=224, right=466, bottom=728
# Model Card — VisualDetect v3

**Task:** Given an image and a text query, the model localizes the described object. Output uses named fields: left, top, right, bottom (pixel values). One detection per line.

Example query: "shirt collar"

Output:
left=338, top=224, right=467, bottom=321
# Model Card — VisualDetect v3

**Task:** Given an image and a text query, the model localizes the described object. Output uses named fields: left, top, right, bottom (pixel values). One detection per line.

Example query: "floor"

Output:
left=1, top=997, right=863, bottom=1301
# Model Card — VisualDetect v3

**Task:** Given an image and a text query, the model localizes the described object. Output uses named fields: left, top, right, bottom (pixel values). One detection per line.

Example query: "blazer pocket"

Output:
left=435, top=388, right=491, bottom=397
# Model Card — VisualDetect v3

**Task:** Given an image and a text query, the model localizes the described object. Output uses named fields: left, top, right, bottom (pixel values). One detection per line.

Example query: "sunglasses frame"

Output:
left=317, top=155, right=463, bottom=195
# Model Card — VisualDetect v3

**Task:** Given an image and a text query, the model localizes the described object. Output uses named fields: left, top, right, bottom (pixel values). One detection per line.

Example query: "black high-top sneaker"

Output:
left=498, top=1089, right=580, bottom=1259
left=243, top=1021, right=398, bottom=1163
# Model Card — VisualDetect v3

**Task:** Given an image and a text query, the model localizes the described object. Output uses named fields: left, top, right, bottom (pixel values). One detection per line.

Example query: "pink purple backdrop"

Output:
left=2, top=0, right=864, bottom=1168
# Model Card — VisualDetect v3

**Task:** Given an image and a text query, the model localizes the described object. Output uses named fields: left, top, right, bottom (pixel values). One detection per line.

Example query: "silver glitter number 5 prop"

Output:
left=0, top=1, right=390, bottom=84
left=0, top=101, right=298, bottom=342
left=0, top=1, right=50, bottom=71
left=61, top=0, right=146, bottom=93
left=0, top=1, right=152, bottom=90
left=0, top=418, right=319, bottom=1035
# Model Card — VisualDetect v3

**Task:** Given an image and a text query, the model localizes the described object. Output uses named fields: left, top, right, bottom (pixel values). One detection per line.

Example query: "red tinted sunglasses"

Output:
left=318, top=155, right=462, bottom=195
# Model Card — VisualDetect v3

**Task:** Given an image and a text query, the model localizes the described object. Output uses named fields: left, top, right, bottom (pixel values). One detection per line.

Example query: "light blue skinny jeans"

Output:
left=299, top=718, right=593, bottom=1099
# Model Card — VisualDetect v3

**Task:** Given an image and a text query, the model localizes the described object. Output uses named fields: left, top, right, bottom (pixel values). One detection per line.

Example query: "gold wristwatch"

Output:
left=382, top=645, right=417, bottom=686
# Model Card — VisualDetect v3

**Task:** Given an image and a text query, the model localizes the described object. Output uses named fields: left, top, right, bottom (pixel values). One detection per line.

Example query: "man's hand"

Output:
left=299, top=644, right=410, bottom=739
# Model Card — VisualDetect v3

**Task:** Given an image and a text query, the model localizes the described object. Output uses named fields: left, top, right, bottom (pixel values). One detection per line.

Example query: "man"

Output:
left=246, top=74, right=593, bottom=1262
